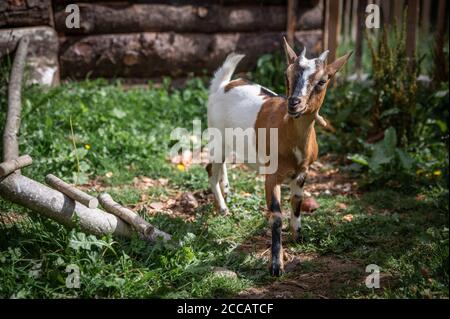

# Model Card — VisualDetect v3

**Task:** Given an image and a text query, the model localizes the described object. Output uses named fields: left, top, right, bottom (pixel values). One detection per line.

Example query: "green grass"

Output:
left=0, top=75, right=448, bottom=298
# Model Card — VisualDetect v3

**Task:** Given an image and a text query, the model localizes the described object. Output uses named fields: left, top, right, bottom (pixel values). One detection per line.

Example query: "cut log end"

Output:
left=98, top=193, right=172, bottom=243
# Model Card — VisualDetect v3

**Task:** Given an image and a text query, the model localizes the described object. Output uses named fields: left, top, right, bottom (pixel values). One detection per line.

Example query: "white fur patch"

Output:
left=293, top=147, right=303, bottom=165
left=207, top=83, right=265, bottom=165
left=299, top=57, right=317, bottom=96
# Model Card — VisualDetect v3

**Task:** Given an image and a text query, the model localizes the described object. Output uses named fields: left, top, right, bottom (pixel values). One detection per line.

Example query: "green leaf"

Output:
left=383, top=127, right=397, bottom=151
left=347, top=154, right=369, bottom=166
left=396, top=149, right=414, bottom=170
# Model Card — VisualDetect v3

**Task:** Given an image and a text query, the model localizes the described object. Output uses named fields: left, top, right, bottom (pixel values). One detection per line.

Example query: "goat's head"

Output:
left=282, top=37, right=352, bottom=121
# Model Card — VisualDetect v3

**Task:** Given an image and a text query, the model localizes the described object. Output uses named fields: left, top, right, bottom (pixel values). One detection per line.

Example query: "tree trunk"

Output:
left=54, top=3, right=322, bottom=35
left=59, top=30, right=322, bottom=79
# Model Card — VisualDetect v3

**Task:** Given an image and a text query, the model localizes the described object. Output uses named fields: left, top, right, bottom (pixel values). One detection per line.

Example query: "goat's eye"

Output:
left=318, top=79, right=327, bottom=86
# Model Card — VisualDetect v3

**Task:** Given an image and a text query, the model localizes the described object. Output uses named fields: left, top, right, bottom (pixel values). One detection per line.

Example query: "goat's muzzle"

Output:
left=287, top=96, right=307, bottom=118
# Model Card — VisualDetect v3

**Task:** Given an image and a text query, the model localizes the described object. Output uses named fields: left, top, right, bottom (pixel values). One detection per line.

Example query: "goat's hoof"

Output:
left=269, top=262, right=284, bottom=277
left=219, top=207, right=230, bottom=215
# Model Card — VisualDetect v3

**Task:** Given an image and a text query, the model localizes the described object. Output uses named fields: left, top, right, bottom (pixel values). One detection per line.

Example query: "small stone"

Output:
left=149, top=202, right=164, bottom=210
left=301, top=197, right=319, bottom=212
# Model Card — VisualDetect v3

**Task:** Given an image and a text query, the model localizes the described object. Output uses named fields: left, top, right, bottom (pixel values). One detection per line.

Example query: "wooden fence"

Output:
left=321, top=0, right=448, bottom=76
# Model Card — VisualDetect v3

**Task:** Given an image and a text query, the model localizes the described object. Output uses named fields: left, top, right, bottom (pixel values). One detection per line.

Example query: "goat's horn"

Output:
left=315, top=111, right=327, bottom=127
left=300, top=47, right=306, bottom=59
left=318, top=50, right=329, bottom=63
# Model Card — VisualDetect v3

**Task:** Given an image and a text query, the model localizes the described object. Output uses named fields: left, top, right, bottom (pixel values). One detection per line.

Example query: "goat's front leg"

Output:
left=289, top=171, right=307, bottom=242
left=265, top=175, right=284, bottom=277
left=206, top=163, right=229, bottom=215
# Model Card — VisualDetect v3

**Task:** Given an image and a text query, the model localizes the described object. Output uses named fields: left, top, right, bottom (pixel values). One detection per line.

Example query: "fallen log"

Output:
left=59, top=30, right=322, bottom=79
left=0, top=174, right=132, bottom=238
left=3, top=36, right=29, bottom=163
left=0, top=155, right=32, bottom=179
left=98, top=193, right=172, bottom=242
left=45, top=174, right=99, bottom=209
left=54, top=3, right=322, bottom=34
left=0, top=0, right=53, bottom=28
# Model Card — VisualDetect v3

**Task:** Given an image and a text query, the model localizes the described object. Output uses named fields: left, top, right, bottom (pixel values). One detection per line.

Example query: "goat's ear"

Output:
left=326, top=51, right=353, bottom=77
left=283, top=37, right=297, bottom=65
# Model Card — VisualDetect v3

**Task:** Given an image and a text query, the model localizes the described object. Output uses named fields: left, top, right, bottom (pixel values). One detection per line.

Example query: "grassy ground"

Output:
left=0, top=78, right=448, bottom=299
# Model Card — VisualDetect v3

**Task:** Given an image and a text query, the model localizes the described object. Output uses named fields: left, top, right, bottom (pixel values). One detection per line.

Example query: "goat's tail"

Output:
left=209, top=53, right=245, bottom=94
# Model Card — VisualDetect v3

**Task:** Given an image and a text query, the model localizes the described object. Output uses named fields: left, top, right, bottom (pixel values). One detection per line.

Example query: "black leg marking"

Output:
left=270, top=215, right=283, bottom=277
left=270, top=192, right=281, bottom=213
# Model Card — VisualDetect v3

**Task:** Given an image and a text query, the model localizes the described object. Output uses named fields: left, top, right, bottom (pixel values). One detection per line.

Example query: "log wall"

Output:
left=2, top=0, right=324, bottom=80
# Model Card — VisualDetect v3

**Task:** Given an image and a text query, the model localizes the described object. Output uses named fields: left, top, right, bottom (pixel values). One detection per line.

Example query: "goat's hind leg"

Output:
left=206, top=163, right=229, bottom=215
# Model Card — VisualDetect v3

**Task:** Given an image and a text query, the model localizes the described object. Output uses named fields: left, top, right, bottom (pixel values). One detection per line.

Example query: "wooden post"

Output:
left=393, top=0, right=404, bottom=25
left=420, top=0, right=431, bottom=34
left=323, top=0, right=329, bottom=50
left=286, top=0, right=298, bottom=47
left=351, top=0, right=358, bottom=42
left=436, top=0, right=447, bottom=37
left=343, top=0, right=352, bottom=44
left=355, top=0, right=367, bottom=78
left=45, top=174, right=99, bottom=209
left=380, top=0, right=391, bottom=28
left=327, top=0, right=340, bottom=62
left=406, top=0, right=419, bottom=71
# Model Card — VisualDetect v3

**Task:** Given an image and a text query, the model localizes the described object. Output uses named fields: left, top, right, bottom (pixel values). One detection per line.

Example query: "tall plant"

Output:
left=367, top=16, right=419, bottom=147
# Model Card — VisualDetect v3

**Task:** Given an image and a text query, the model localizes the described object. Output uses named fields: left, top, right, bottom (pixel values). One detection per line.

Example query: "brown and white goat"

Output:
left=206, top=39, right=352, bottom=276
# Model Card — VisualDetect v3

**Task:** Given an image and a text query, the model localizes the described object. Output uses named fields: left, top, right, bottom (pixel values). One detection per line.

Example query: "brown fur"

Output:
left=224, top=78, right=251, bottom=92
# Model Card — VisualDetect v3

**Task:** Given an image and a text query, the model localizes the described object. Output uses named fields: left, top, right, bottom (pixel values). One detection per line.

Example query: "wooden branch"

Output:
left=0, top=174, right=132, bottom=238
left=3, top=36, right=29, bottom=164
left=0, top=154, right=32, bottom=179
left=45, top=174, right=98, bottom=209
left=98, top=193, right=172, bottom=242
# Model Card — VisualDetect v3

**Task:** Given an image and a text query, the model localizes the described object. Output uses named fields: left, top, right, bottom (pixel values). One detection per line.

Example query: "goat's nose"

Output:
left=288, top=97, right=300, bottom=108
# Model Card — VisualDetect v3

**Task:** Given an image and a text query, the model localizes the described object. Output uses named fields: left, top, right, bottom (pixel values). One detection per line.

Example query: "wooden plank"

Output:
left=393, top=0, right=404, bottom=25
left=286, top=0, right=299, bottom=46
left=322, top=0, right=329, bottom=50
left=436, top=0, right=446, bottom=36
left=355, top=0, right=367, bottom=77
left=351, top=0, right=358, bottom=42
left=380, top=0, right=391, bottom=27
left=420, top=0, right=431, bottom=34
left=343, top=0, right=352, bottom=44
left=406, top=0, right=419, bottom=70
left=327, top=0, right=340, bottom=61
